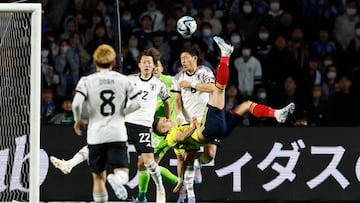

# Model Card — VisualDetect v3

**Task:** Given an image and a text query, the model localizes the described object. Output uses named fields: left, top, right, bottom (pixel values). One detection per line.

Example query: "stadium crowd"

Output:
left=38, top=0, right=360, bottom=126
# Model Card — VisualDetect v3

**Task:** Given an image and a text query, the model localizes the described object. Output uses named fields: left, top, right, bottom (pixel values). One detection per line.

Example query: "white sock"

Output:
left=184, top=165, right=195, bottom=198
left=67, top=145, right=88, bottom=169
left=145, top=160, right=164, bottom=190
left=93, top=191, right=108, bottom=203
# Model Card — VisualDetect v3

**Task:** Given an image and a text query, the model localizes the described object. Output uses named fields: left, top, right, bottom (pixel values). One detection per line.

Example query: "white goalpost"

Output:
left=0, top=3, right=41, bottom=203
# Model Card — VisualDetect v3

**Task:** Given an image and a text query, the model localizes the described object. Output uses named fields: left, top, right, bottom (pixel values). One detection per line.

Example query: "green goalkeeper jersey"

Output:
left=153, top=74, right=177, bottom=158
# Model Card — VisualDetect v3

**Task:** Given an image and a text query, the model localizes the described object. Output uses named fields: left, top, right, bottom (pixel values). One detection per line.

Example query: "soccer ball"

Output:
left=176, top=16, right=197, bottom=37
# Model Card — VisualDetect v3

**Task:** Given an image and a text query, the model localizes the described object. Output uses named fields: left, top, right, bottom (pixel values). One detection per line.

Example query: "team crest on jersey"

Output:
left=196, top=73, right=202, bottom=81
left=150, top=83, right=156, bottom=91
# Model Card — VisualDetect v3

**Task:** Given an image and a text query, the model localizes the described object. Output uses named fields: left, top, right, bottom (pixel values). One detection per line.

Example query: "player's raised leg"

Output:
left=207, top=36, right=234, bottom=109
left=50, top=145, right=89, bottom=174
left=231, top=101, right=295, bottom=123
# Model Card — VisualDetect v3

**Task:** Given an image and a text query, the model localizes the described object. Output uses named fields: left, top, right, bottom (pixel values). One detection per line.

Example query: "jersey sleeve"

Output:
left=159, top=81, right=170, bottom=101
left=126, top=79, right=140, bottom=100
left=171, top=73, right=181, bottom=93
left=75, top=77, right=88, bottom=98
left=201, top=66, right=216, bottom=84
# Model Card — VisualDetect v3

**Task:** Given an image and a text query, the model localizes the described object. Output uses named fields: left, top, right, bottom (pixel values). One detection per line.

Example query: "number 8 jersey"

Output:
left=125, top=74, right=170, bottom=127
left=75, top=69, right=139, bottom=144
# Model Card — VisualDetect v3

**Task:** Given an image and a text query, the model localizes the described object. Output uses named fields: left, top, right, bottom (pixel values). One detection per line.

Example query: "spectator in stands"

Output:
left=298, top=57, right=323, bottom=101
left=253, top=0, right=269, bottom=16
left=312, top=27, right=337, bottom=58
left=96, top=0, right=114, bottom=35
left=120, top=9, right=137, bottom=35
left=151, top=31, right=171, bottom=72
left=232, top=41, right=263, bottom=99
left=201, top=4, right=222, bottom=35
left=327, top=74, right=360, bottom=126
left=346, top=22, right=360, bottom=72
left=225, top=84, right=243, bottom=111
left=197, top=22, right=218, bottom=65
left=236, top=0, right=262, bottom=43
left=288, top=27, right=310, bottom=70
left=333, top=0, right=359, bottom=51
left=41, top=43, right=59, bottom=89
left=58, top=16, right=83, bottom=43
left=69, top=31, right=91, bottom=76
left=192, top=42, right=214, bottom=71
left=265, top=34, right=297, bottom=95
left=264, top=0, right=284, bottom=34
left=85, top=23, right=113, bottom=55
left=61, top=0, right=90, bottom=34
left=181, top=0, right=199, bottom=17
left=303, top=84, right=328, bottom=126
left=249, top=84, right=278, bottom=126
left=133, top=14, right=154, bottom=50
left=48, top=97, right=74, bottom=125
left=41, top=87, right=57, bottom=124
left=84, top=11, right=109, bottom=44
left=346, top=22, right=360, bottom=94
left=322, top=64, right=339, bottom=99
left=223, top=18, right=242, bottom=41
left=55, top=39, right=80, bottom=100
left=127, top=34, right=140, bottom=63
left=139, top=0, right=165, bottom=31
left=121, top=43, right=138, bottom=75
left=43, top=31, right=59, bottom=57
left=253, top=22, right=272, bottom=66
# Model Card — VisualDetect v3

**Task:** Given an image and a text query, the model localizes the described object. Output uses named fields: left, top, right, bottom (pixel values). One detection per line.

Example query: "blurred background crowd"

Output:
left=25, top=0, right=360, bottom=126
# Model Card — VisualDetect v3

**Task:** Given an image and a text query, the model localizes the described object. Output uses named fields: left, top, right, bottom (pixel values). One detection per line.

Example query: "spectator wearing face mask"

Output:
left=253, top=22, right=272, bottom=67
left=249, top=85, right=278, bottom=126
left=232, top=41, right=263, bottom=99
left=333, top=0, right=360, bottom=51
left=322, top=65, right=338, bottom=99
left=263, top=0, right=284, bottom=34
left=196, top=22, right=218, bottom=65
left=236, top=0, right=262, bottom=43
left=48, top=97, right=74, bottom=125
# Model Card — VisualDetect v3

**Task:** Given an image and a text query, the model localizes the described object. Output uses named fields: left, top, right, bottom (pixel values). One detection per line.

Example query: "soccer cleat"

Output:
left=107, top=174, right=128, bottom=200
left=188, top=196, right=196, bottom=203
left=274, top=102, right=295, bottom=123
left=213, top=36, right=234, bottom=57
left=50, top=156, right=72, bottom=174
left=176, top=184, right=187, bottom=203
left=133, top=197, right=147, bottom=203
left=193, top=159, right=202, bottom=184
left=156, top=188, right=166, bottom=203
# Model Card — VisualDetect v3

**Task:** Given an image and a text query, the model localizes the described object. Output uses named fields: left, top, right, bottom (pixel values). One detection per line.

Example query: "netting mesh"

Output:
left=0, top=12, right=32, bottom=201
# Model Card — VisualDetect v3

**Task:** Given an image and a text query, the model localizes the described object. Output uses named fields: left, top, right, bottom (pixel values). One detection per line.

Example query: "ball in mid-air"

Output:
left=176, top=16, right=197, bottom=37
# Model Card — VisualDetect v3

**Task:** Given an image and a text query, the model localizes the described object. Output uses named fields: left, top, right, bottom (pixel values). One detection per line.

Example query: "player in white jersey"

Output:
left=171, top=47, right=218, bottom=202
left=125, top=48, right=170, bottom=203
left=72, top=44, right=141, bottom=203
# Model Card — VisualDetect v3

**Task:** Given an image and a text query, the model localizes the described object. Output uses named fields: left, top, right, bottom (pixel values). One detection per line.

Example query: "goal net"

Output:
left=0, top=3, right=41, bottom=203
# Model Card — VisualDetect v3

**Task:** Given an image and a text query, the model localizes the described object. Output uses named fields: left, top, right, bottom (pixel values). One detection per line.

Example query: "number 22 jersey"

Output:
left=125, top=74, right=170, bottom=127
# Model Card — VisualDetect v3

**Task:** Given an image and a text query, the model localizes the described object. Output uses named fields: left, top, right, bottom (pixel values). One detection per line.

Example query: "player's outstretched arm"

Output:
left=175, top=124, right=196, bottom=142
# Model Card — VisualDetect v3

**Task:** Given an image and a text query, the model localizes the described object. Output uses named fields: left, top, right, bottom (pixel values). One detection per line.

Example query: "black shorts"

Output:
left=88, top=142, right=129, bottom=173
left=126, top=122, right=154, bottom=154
